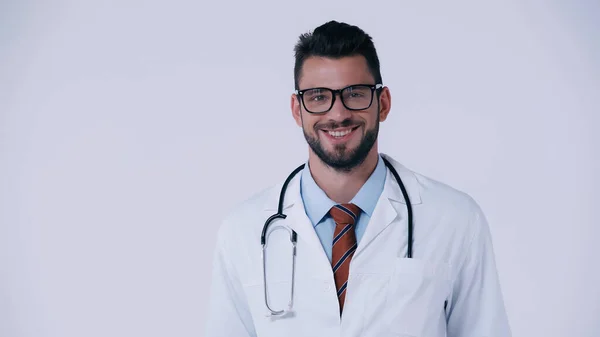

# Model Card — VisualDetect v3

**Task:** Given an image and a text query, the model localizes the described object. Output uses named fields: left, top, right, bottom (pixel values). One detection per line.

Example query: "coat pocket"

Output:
left=384, top=258, right=451, bottom=336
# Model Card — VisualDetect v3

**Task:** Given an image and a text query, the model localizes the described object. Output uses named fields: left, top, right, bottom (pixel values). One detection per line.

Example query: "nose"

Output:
left=327, top=94, right=353, bottom=120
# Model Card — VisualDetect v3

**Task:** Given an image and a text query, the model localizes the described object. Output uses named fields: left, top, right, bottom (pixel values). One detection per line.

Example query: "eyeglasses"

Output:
left=295, top=83, right=383, bottom=114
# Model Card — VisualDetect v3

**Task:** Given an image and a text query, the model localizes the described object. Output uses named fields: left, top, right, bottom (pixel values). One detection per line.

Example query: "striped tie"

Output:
left=329, top=203, right=360, bottom=314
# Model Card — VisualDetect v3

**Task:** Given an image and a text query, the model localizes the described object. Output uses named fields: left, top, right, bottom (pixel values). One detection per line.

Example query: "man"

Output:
left=205, top=21, right=511, bottom=337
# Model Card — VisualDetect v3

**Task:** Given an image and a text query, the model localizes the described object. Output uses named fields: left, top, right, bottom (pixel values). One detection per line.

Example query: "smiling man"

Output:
left=205, top=21, right=511, bottom=337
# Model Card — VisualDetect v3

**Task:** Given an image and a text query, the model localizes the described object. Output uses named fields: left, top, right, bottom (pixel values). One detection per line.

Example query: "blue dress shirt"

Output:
left=299, top=155, right=387, bottom=262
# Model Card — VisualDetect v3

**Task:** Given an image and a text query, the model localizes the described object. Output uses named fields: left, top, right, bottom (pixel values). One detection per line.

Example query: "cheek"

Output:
left=366, top=109, right=380, bottom=125
left=302, top=115, right=320, bottom=130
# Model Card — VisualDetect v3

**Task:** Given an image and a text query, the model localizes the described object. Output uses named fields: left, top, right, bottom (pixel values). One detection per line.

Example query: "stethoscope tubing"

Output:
left=261, top=157, right=413, bottom=257
left=260, top=157, right=414, bottom=316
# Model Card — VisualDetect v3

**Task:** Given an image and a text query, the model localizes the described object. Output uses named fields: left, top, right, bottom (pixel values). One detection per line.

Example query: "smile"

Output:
left=321, top=126, right=360, bottom=139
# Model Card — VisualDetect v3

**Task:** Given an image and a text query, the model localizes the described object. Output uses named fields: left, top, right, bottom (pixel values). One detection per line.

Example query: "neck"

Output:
left=308, top=147, right=380, bottom=204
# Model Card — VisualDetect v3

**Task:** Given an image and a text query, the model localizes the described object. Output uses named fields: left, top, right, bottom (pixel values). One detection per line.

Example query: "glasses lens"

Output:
left=302, top=88, right=333, bottom=113
left=341, top=85, right=373, bottom=110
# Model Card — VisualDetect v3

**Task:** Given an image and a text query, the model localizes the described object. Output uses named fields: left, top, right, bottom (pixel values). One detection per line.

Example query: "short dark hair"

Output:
left=293, top=20, right=383, bottom=90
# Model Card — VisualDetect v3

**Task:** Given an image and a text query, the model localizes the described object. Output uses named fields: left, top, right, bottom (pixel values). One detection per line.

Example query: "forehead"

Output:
left=298, top=55, right=375, bottom=90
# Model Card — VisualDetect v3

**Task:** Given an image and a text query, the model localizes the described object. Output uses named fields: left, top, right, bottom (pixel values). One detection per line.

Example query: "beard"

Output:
left=303, top=115, right=379, bottom=173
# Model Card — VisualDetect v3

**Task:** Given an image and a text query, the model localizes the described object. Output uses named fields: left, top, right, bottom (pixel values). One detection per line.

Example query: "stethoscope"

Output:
left=260, top=157, right=413, bottom=317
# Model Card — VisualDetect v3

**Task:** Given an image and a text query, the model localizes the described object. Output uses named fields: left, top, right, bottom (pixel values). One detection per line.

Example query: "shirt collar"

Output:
left=300, top=155, right=387, bottom=227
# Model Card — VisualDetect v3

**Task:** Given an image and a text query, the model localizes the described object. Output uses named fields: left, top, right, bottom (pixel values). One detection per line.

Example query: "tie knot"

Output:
left=329, top=203, right=360, bottom=226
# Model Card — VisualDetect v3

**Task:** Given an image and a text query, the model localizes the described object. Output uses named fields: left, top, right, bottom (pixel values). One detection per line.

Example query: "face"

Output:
left=291, top=55, right=391, bottom=172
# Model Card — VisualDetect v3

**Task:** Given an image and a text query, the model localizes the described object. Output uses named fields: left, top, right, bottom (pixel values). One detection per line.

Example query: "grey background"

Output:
left=1, top=0, right=599, bottom=336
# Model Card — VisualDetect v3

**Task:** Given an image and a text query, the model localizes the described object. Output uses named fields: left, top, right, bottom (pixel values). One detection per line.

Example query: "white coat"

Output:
left=204, top=154, right=511, bottom=337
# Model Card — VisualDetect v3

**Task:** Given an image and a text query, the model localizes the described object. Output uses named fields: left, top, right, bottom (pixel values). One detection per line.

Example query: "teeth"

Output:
left=327, top=129, right=352, bottom=137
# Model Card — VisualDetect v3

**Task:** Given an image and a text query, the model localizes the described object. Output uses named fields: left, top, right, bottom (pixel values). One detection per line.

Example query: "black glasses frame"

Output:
left=295, top=83, right=384, bottom=114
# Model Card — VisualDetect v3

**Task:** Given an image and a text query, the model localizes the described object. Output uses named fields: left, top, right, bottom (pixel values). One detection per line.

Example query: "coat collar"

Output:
left=379, top=153, right=423, bottom=206
left=262, top=153, right=422, bottom=212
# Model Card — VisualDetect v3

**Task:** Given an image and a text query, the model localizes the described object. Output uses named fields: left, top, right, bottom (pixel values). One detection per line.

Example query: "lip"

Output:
left=320, top=125, right=359, bottom=132
left=320, top=125, right=360, bottom=143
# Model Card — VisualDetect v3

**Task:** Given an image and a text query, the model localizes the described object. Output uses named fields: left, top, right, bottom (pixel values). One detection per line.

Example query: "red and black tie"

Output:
left=329, top=203, right=360, bottom=313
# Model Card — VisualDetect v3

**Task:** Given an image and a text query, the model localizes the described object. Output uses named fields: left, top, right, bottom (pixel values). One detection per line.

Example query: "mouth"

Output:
left=320, top=125, right=361, bottom=142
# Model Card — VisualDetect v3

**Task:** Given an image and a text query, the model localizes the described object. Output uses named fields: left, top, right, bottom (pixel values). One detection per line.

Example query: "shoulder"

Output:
left=384, top=154, right=488, bottom=239
left=221, top=182, right=278, bottom=223
left=214, top=181, right=283, bottom=247
left=414, top=170, right=482, bottom=216
left=415, top=170, right=491, bottom=258
left=384, top=153, right=482, bottom=217
left=397, top=164, right=494, bottom=268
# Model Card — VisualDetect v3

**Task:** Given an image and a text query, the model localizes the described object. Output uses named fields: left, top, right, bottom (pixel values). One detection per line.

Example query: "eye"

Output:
left=344, top=86, right=370, bottom=99
left=304, top=89, right=331, bottom=103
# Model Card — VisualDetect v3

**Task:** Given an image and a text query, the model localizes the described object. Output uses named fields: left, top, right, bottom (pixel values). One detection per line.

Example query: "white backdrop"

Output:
left=1, top=0, right=599, bottom=336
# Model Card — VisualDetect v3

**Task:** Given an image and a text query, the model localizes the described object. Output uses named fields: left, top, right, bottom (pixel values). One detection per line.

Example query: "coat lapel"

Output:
left=354, top=154, right=422, bottom=258
left=261, top=154, right=423, bottom=272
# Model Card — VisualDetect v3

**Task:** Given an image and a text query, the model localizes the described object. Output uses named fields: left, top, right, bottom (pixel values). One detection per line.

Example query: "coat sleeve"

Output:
left=204, top=223, right=257, bottom=337
left=445, top=203, right=512, bottom=337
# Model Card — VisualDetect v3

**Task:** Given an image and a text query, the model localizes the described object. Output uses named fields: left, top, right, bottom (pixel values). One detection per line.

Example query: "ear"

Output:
left=378, top=86, right=392, bottom=122
left=291, top=93, right=302, bottom=127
